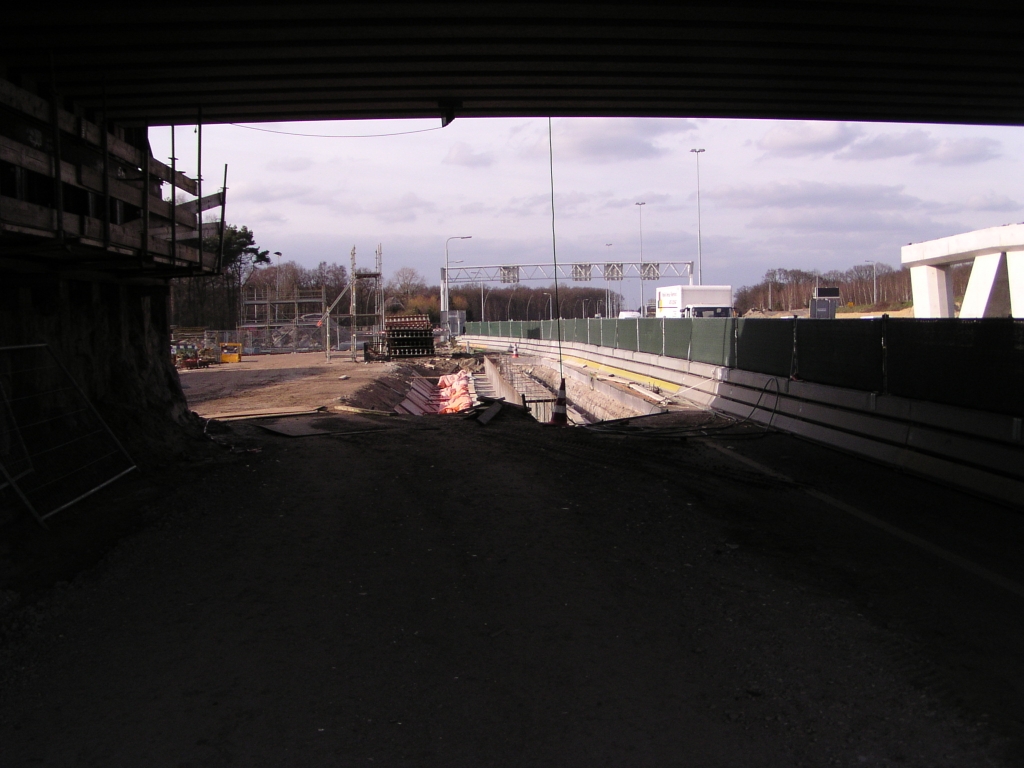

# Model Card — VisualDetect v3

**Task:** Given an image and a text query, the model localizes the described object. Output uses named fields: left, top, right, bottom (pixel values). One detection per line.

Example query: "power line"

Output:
left=229, top=123, right=444, bottom=138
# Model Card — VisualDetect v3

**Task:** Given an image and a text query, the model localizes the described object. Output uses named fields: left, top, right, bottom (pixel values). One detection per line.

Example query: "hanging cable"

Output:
left=548, top=117, right=564, bottom=380
left=229, top=123, right=444, bottom=139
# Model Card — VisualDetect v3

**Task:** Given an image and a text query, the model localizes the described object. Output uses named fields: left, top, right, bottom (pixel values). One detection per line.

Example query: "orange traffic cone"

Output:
left=549, top=378, right=568, bottom=425
left=512, top=344, right=519, bottom=358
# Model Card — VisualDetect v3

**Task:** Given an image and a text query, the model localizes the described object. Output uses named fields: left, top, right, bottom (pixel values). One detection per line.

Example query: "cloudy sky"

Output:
left=150, top=116, right=1024, bottom=306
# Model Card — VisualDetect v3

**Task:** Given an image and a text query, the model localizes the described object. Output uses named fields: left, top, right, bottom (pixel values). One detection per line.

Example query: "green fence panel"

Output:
left=887, top=318, right=1024, bottom=416
left=524, top=321, right=542, bottom=339
left=663, top=319, right=692, bottom=359
left=690, top=319, right=734, bottom=366
left=588, top=319, right=603, bottom=347
left=600, top=319, right=617, bottom=349
left=542, top=320, right=554, bottom=340
left=638, top=319, right=664, bottom=355
left=557, top=319, right=570, bottom=342
left=796, top=319, right=883, bottom=391
left=617, top=319, right=639, bottom=351
left=575, top=319, right=590, bottom=344
left=736, top=318, right=793, bottom=377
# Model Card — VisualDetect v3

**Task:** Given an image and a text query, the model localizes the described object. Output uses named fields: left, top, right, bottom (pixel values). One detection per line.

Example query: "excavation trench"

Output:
left=395, top=353, right=668, bottom=424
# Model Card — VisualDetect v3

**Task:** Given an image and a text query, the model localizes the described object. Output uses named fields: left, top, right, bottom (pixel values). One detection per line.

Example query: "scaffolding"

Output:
left=237, top=244, right=384, bottom=358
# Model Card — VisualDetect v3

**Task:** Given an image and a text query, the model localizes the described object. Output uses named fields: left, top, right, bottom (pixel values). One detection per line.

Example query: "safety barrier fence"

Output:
left=466, top=318, right=1024, bottom=418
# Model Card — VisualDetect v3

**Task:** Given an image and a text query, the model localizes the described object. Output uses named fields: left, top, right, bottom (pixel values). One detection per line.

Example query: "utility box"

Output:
left=656, top=285, right=733, bottom=318
left=809, top=287, right=841, bottom=318
left=809, top=298, right=838, bottom=319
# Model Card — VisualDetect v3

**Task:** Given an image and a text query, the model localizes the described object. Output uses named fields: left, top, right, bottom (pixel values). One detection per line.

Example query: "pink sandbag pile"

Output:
left=438, top=370, right=473, bottom=414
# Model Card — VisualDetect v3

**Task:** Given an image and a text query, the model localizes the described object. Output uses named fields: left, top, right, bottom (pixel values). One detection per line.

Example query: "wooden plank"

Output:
left=0, top=135, right=197, bottom=225
left=177, top=191, right=223, bottom=215
left=476, top=401, right=503, bottom=425
left=0, top=77, right=198, bottom=195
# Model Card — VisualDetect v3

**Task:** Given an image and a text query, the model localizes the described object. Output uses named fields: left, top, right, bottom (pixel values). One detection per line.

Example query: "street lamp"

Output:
left=443, top=236, right=472, bottom=318
left=865, top=260, right=878, bottom=304
left=273, top=251, right=282, bottom=320
left=525, top=293, right=534, bottom=321
left=506, top=287, right=517, bottom=320
left=690, top=148, right=705, bottom=285
left=604, top=243, right=613, bottom=317
left=543, top=292, right=553, bottom=320
left=635, top=203, right=645, bottom=315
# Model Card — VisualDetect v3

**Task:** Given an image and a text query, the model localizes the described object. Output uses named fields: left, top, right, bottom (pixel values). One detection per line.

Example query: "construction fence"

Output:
left=464, top=318, right=1024, bottom=418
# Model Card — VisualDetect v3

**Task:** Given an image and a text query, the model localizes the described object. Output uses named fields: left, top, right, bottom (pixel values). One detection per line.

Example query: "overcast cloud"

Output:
left=150, top=117, right=1024, bottom=305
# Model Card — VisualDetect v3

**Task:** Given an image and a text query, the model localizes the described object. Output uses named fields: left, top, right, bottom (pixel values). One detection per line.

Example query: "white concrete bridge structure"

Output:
left=903, top=224, right=1024, bottom=318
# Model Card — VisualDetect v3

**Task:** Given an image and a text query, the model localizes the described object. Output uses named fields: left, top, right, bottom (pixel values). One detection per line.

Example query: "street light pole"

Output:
left=690, top=148, right=705, bottom=285
left=443, top=235, right=472, bottom=319
left=544, top=292, right=552, bottom=320
left=273, top=251, right=282, bottom=321
left=635, top=203, right=645, bottom=314
left=865, top=260, right=878, bottom=304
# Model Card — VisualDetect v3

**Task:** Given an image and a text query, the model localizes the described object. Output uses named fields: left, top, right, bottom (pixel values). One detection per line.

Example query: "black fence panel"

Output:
left=888, top=318, right=1024, bottom=416
left=690, top=319, right=735, bottom=366
left=664, top=319, right=692, bottom=359
left=524, top=321, right=542, bottom=339
left=796, top=319, right=883, bottom=391
left=736, top=318, right=793, bottom=377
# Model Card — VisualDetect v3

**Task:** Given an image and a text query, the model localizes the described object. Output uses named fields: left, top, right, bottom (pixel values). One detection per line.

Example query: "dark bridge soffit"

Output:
left=3, top=2, right=1024, bottom=127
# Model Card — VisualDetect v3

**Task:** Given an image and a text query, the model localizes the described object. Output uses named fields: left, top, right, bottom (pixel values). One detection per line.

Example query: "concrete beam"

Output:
left=902, top=223, right=1024, bottom=268
left=909, top=265, right=955, bottom=318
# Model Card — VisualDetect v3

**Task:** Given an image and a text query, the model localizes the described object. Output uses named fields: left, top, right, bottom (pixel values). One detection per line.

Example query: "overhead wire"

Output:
left=228, top=123, right=444, bottom=138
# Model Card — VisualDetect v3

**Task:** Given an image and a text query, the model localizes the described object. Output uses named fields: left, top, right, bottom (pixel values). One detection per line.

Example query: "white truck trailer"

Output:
left=655, top=285, right=734, bottom=318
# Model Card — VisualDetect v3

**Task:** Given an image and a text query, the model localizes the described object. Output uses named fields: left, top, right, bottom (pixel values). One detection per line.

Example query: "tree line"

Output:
left=734, top=262, right=971, bottom=315
left=170, top=230, right=623, bottom=328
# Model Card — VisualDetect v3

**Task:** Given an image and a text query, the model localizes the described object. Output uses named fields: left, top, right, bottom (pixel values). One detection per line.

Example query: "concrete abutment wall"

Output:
left=0, top=272, right=193, bottom=459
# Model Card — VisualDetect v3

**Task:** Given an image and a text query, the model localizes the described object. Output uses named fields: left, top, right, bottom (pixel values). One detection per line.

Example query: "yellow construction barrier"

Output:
left=219, top=343, right=243, bottom=363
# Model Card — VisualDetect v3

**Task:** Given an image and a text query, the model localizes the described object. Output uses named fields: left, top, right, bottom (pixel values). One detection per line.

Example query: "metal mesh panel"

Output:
left=690, top=319, right=734, bottom=366
left=617, top=319, right=639, bottom=351
left=465, top=321, right=481, bottom=335
left=796, top=319, right=883, bottom=391
left=887, top=318, right=1024, bottom=416
left=736, top=318, right=793, bottom=377
left=638, top=319, right=664, bottom=355
left=664, top=319, right=692, bottom=359
left=542, top=320, right=554, bottom=340
left=588, top=319, right=603, bottom=347
left=524, top=321, right=542, bottom=340
left=0, top=345, right=135, bottom=524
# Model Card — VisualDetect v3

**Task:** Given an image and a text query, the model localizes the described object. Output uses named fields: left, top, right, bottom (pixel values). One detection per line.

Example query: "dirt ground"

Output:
left=179, top=352, right=451, bottom=416
left=1, top=355, right=1023, bottom=766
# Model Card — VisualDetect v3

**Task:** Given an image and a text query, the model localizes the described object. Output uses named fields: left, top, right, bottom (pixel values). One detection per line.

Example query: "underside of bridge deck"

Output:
left=3, top=2, right=1024, bottom=127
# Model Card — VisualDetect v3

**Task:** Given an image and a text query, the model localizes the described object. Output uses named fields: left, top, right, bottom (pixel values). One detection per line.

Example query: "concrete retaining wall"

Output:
left=462, top=334, right=1024, bottom=507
